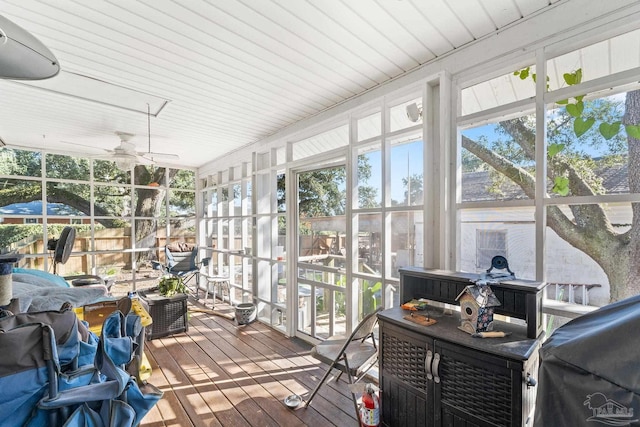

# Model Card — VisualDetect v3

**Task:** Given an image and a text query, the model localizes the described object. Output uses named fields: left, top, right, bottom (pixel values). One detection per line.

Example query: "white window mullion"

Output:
left=535, top=48, right=547, bottom=283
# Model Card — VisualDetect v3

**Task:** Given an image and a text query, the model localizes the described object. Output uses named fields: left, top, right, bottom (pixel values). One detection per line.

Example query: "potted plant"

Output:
left=158, top=275, right=186, bottom=297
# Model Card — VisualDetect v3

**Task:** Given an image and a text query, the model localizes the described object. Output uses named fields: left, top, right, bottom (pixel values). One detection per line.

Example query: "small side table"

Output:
left=139, top=289, right=188, bottom=340
left=202, top=276, right=230, bottom=309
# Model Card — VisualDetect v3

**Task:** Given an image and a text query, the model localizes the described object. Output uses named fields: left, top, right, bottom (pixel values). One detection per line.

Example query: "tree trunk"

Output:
left=463, top=90, right=640, bottom=302
left=132, top=166, right=178, bottom=268
left=623, top=89, right=640, bottom=300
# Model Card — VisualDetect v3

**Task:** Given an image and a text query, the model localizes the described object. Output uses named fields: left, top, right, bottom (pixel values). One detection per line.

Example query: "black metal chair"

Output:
left=304, top=307, right=382, bottom=415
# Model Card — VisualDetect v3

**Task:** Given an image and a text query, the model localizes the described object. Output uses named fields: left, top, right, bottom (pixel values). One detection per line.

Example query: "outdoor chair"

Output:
left=304, top=307, right=382, bottom=416
left=0, top=309, right=161, bottom=427
left=152, top=243, right=209, bottom=297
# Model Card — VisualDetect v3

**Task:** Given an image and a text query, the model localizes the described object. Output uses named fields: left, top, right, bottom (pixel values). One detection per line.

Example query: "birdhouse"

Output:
left=455, top=283, right=502, bottom=335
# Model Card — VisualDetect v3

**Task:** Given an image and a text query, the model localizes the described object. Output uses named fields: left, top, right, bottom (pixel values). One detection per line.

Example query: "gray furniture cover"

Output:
left=534, top=294, right=640, bottom=426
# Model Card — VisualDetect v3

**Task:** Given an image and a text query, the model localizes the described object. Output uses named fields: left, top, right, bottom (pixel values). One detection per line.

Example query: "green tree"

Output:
left=0, top=151, right=190, bottom=264
left=277, top=158, right=378, bottom=216
left=462, top=88, right=640, bottom=302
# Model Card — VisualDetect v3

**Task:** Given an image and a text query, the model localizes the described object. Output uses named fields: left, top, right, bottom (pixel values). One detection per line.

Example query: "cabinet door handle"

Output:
left=425, top=349, right=433, bottom=381
left=432, top=353, right=441, bottom=384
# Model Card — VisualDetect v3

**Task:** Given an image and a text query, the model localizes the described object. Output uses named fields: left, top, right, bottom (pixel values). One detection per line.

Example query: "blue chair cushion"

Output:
left=12, top=268, right=70, bottom=288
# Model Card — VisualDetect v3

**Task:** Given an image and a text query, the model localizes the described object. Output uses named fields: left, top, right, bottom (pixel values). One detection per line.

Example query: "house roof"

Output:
left=462, top=164, right=630, bottom=202
left=456, top=284, right=502, bottom=307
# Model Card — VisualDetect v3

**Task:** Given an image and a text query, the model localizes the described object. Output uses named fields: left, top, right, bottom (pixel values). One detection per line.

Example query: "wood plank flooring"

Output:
left=140, top=301, right=360, bottom=427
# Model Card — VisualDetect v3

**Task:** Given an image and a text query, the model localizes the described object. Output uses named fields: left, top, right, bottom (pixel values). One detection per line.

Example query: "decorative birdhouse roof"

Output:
left=456, top=283, right=501, bottom=308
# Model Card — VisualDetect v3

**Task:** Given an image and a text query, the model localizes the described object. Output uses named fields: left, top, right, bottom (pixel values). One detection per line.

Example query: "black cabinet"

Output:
left=379, top=268, right=545, bottom=426
left=380, top=311, right=540, bottom=427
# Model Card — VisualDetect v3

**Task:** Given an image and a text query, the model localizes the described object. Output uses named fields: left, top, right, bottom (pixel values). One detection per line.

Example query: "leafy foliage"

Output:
left=463, top=66, right=640, bottom=301
left=158, top=275, right=186, bottom=297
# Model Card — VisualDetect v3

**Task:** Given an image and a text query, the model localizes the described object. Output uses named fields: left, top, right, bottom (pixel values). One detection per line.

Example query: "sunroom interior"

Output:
left=2, top=0, right=640, bottom=425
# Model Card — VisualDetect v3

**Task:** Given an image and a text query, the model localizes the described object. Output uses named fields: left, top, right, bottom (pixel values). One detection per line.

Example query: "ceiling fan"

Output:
left=76, top=104, right=178, bottom=170
left=94, top=130, right=178, bottom=171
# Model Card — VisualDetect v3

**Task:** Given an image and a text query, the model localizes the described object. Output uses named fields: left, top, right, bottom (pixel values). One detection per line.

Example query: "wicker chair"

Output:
left=304, top=307, right=382, bottom=415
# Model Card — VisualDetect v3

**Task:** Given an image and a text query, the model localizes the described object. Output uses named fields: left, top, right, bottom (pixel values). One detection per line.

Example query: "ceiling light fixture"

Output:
left=0, top=14, right=59, bottom=80
left=115, top=155, right=136, bottom=172
left=406, top=102, right=423, bottom=122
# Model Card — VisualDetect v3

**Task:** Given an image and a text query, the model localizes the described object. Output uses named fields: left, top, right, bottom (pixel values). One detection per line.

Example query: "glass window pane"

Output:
left=46, top=183, right=89, bottom=216
left=220, top=187, right=229, bottom=216
left=134, top=188, right=166, bottom=218
left=134, top=165, right=166, bottom=186
left=210, top=190, right=218, bottom=216
left=459, top=207, right=535, bottom=279
left=135, top=218, right=161, bottom=249
left=389, top=134, right=423, bottom=207
left=545, top=203, right=631, bottom=306
left=390, top=97, right=421, bottom=132
left=461, top=65, right=536, bottom=116
left=546, top=89, right=636, bottom=197
left=170, top=169, right=195, bottom=189
left=232, top=219, right=241, bottom=251
left=277, top=216, right=286, bottom=260
left=547, top=28, right=640, bottom=91
left=357, top=142, right=382, bottom=208
left=245, top=181, right=252, bottom=215
left=292, top=125, right=349, bottom=161
left=94, top=185, right=131, bottom=217
left=358, top=213, right=382, bottom=275
left=0, top=148, right=41, bottom=177
left=358, top=111, right=381, bottom=141
left=389, top=211, right=423, bottom=278
left=277, top=172, right=285, bottom=213
left=208, top=219, right=219, bottom=249
left=257, top=259, right=272, bottom=301
left=169, top=218, right=196, bottom=243
left=169, top=190, right=195, bottom=217
left=358, top=277, right=383, bottom=318
left=461, top=112, right=536, bottom=202
left=232, top=183, right=241, bottom=216
left=0, top=179, right=42, bottom=216
left=94, top=160, right=130, bottom=184
left=256, top=173, right=271, bottom=214
left=95, top=219, right=131, bottom=252
left=1, top=224, right=44, bottom=254
left=46, top=153, right=90, bottom=180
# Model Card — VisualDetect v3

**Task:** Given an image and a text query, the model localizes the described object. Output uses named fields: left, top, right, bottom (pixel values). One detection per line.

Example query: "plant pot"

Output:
left=235, top=303, right=256, bottom=325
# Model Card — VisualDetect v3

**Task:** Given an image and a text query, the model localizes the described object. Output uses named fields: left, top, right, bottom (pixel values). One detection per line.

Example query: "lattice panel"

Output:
left=440, top=356, right=513, bottom=426
left=382, top=332, right=428, bottom=391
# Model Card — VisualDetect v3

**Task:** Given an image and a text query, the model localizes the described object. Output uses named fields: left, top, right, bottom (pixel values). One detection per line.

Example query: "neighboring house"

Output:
left=459, top=165, right=630, bottom=307
left=0, top=201, right=89, bottom=224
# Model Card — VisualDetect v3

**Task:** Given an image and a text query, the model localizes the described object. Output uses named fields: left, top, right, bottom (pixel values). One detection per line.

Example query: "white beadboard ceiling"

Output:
left=0, top=0, right=563, bottom=168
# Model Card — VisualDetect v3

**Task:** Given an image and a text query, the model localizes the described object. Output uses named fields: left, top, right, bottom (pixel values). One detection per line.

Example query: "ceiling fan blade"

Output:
left=141, top=152, right=179, bottom=160
left=135, top=155, right=154, bottom=165
left=90, top=153, right=116, bottom=160
left=59, top=140, right=111, bottom=154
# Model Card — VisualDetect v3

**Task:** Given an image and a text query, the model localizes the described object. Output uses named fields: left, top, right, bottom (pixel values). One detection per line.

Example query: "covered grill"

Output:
left=534, top=294, right=640, bottom=426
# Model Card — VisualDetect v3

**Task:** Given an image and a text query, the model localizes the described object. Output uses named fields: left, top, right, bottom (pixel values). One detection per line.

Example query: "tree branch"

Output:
left=461, top=135, right=536, bottom=198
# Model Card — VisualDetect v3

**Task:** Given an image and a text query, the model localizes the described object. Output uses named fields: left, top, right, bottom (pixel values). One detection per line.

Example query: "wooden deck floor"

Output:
left=140, top=301, right=360, bottom=427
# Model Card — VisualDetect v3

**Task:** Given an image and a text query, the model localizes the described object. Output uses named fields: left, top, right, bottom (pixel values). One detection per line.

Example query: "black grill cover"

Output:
left=534, top=294, right=640, bottom=426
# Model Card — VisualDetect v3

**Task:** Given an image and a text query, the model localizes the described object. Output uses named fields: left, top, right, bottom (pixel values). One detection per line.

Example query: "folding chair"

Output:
left=153, top=244, right=209, bottom=297
left=304, top=307, right=382, bottom=416
left=0, top=310, right=161, bottom=427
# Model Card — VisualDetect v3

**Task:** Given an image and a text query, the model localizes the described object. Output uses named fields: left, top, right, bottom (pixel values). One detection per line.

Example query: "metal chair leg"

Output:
left=304, top=361, right=339, bottom=407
